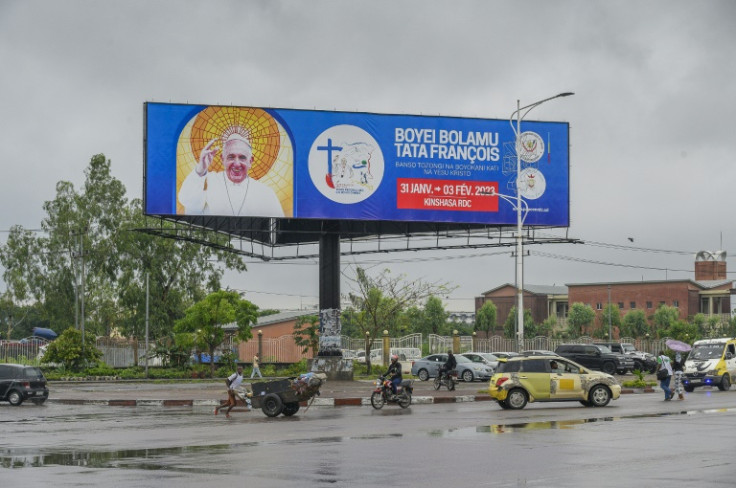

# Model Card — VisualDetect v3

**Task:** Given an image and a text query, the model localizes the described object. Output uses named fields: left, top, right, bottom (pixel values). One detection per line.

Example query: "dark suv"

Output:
left=0, top=364, right=49, bottom=406
left=596, top=342, right=657, bottom=373
left=554, top=344, right=633, bottom=375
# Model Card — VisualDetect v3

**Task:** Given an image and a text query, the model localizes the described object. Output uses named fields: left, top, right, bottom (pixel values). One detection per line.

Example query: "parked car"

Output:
left=461, top=352, right=500, bottom=372
left=520, top=350, right=560, bottom=357
left=491, top=351, right=520, bottom=360
left=554, top=344, right=634, bottom=375
left=0, top=363, right=49, bottom=406
left=488, top=355, right=621, bottom=410
left=595, top=342, right=657, bottom=373
left=411, top=354, right=494, bottom=382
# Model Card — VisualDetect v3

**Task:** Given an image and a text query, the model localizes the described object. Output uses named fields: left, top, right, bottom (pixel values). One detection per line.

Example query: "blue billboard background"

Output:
left=145, top=102, right=570, bottom=226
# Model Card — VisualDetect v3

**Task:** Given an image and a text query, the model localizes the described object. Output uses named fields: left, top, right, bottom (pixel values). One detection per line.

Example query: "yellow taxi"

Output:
left=488, top=355, right=621, bottom=410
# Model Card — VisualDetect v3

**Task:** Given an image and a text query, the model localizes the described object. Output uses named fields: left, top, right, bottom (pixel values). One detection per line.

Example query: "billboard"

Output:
left=145, top=103, right=570, bottom=226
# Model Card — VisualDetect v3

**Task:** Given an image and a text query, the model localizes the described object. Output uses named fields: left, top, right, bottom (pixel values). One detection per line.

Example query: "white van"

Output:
left=683, top=337, right=736, bottom=392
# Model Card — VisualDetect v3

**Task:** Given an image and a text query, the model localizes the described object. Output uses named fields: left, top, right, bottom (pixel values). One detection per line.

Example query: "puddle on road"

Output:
left=477, top=407, right=736, bottom=434
left=5, top=408, right=736, bottom=469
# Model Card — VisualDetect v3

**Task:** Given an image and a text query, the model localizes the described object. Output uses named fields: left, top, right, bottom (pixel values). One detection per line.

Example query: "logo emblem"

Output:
left=516, top=131, right=545, bottom=163
left=308, top=125, right=384, bottom=204
left=518, top=168, right=546, bottom=200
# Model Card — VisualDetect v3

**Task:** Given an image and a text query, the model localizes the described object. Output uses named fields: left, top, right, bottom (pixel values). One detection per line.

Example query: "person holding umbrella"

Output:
left=666, top=339, right=692, bottom=401
left=672, top=352, right=685, bottom=400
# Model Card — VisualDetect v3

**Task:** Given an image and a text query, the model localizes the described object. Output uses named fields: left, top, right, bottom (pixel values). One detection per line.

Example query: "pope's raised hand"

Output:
left=196, top=139, right=218, bottom=176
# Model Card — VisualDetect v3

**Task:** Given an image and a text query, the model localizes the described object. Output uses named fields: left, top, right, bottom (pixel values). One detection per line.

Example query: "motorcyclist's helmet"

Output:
left=391, top=354, right=399, bottom=362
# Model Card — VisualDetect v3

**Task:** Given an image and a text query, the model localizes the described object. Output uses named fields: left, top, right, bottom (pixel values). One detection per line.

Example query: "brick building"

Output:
left=475, top=251, right=734, bottom=331
left=475, top=284, right=569, bottom=332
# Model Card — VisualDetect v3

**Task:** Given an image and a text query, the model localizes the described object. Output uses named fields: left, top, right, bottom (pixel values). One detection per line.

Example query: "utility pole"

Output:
left=145, top=272, right=150, bottom=378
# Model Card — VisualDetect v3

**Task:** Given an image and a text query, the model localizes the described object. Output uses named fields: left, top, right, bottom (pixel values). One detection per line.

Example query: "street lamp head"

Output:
left=557, top=92, right=575, bottom=98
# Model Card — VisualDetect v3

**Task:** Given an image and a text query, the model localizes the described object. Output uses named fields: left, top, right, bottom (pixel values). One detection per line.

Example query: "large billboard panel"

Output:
left=144, top=103, right=570, bottom=226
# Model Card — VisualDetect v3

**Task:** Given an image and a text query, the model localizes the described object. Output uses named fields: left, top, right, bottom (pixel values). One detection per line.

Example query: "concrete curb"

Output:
left=44, top=387, right=660, bottom=408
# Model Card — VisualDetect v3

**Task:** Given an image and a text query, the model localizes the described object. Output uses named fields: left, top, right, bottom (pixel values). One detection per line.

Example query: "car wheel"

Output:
left=684, top=384, right=695, bottom=393
left=506, top=388, right=528, bottom=410
left=633, top=360, right=643, bottom=372
left=462, top=370, right=474, bottom=382
left=718, top=374, right=731, bottom=391
left=7, top=390, right=23, bottom=406
left=31, top=398, right=46, bottom=406
left=601, top=362, right=616, bottom=375
left=282, top=402, right=300, bottom=416
left=261, top=393, right=283, bottom=417
left=418, top=369, right=429, bottom=381
left=648, top=364, right=658, bottom=374
left=589, top=385, right=611, bottom=407
left=370, top=392, right=385, bottom=410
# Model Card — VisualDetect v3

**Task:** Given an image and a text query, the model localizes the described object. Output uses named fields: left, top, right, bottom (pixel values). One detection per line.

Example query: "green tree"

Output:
left=42, top=327, right=102, bottom=371
left=116, top=200, right=246, bottom=342
left=599, top=304, right=621, bottom=337
left=174, top=290, right=258, bottom=375
left=620, top=309, right=649, bottom=338
left=475, top=301, right=497, bottom=338
left=0, top=154, right=247, bottom=342
left=344, top=266, right=452, bottom=373
left=293, top=315, right=320, bottom=357
left=423, top=296, right=449, bottom=336
left=652, top=305, right=679, bottom=337
left=503, top=306, right=534, bottom=340
left=566, top=303, right=596, bottom=337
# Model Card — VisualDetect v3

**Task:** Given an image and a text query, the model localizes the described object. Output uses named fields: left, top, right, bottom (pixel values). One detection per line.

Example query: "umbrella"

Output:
left=665, top=339, right=692, bottom=352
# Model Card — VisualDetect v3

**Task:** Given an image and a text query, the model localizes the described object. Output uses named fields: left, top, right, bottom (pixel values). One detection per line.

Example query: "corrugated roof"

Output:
left=481, top=283, right=567, bottom=296
left=222, top=309, right=319, bottom=331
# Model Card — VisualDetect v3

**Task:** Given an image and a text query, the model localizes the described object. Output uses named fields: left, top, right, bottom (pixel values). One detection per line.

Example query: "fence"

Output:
left=0, top=332, right=683, bottom=368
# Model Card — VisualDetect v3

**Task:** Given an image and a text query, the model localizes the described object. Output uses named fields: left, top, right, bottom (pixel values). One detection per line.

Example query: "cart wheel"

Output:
left=262, top=393, right=283, bottom=417
left=282, top=402, right=300, bottom=416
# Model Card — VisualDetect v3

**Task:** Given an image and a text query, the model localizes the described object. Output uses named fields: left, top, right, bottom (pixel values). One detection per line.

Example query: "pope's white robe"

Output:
left=178, top=171, right=285, bottom=217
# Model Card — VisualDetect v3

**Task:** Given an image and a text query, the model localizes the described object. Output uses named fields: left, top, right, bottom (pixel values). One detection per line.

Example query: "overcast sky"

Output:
left=2, top=0, right=735, bottom=312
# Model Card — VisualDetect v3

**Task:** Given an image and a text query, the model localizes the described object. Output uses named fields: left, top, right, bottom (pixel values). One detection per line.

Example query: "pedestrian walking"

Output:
left=251, top=354, right=263, bottom=379
left=215, top=365, right=244, bottom=418
left=656, top=351, right=674, bottom=401
left=673, top=352, right=685, bottom=400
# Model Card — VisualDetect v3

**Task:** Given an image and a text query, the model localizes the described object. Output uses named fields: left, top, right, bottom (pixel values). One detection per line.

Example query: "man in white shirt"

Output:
left=215, top=365, right=244, bottom=418
left=178, top=133, right=285, bottom=217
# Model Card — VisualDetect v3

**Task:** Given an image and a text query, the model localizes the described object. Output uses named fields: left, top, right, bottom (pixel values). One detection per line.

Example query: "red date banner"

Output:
left=396, top=178, right=498, bottom=212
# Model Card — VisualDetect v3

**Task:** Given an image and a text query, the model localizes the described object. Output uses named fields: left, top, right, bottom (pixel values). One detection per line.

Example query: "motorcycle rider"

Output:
left=383, top=354, right=403, bottom=399
left=439, top=350, right=457, bottom=380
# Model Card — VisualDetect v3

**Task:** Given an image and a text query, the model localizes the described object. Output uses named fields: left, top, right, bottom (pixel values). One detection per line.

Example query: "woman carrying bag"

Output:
left=656, top=351, right=674, bottom=401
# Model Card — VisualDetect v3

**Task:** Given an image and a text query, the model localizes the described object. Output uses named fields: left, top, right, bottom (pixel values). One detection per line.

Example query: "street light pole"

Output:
left=608, top=285, right=612, bottom=341
left=510, top=92, right=574, bottom=351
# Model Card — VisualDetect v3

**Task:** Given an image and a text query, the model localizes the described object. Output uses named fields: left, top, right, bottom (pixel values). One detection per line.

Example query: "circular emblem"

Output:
left=516, top=131, right=545, bottom=163
left=308, top=125, right=384, bottom=204
left=517, top=168, right=546, bottom=200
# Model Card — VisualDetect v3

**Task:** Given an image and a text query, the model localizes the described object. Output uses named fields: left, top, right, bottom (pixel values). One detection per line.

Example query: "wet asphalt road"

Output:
left=2, top=389, right=736, bottom=487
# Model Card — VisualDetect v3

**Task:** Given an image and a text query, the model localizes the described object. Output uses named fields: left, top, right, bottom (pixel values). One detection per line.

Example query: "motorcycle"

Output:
left=370, top=376, right=414, bottom=409
left=433, top=369, right=457, bottom=391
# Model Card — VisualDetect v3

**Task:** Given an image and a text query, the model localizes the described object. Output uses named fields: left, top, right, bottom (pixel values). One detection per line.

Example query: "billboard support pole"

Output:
left=318, top=221, right=341, bottom=356
left=510, top=93, right=574, bottom=351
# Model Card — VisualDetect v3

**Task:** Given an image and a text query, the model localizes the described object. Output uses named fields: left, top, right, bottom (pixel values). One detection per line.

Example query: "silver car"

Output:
left=411, top=354, right=494, bottom=382
left=461, top=352, right=500, bottom=373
